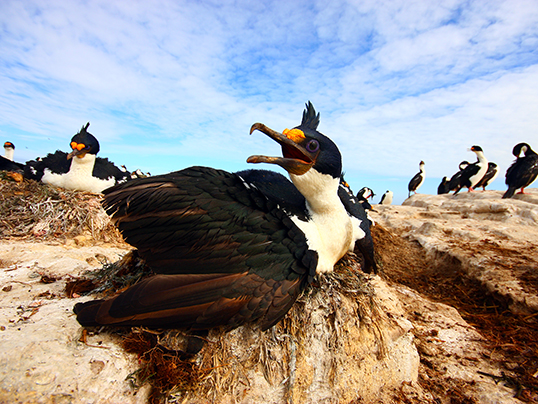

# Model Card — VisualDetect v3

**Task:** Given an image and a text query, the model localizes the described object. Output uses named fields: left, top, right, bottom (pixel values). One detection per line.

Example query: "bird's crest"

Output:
left=301, top=101, right=320, bottom=130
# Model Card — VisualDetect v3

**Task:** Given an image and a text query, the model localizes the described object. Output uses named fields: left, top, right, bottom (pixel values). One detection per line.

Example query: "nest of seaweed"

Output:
left=71, top=252, right=382, bottom=404
left=0, top=174, right=122, bottom=243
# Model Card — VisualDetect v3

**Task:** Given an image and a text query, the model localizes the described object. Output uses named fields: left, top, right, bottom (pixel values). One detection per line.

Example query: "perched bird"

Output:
left=75, top=102, right=370, bottom=331
left=453, top=146, right=488, bottom=195
left=475, top=162, right=499, bottom=191
left=0, top=142, right=25, bottom=173
left=379, top=190, right=393, bottom=205
left=408, top=161, right=425, bottom=197
left=446, top=161, right=470, bottom=192
left=503, top=143, right=538, bottom=198
left=437, top=177, right=450, bottom=195
left=25, top=123, right=130, bottom=193
left=356, top=187, right=375, bottom=210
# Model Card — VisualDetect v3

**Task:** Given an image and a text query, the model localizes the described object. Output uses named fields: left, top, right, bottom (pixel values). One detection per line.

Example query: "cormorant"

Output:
left=503, top=143, right=538, bottom=198
left=74, top=102, right=369, bottom=331
left=25, top=123, right=130, bottom=193
left=453, top=146, right=488, bottom=195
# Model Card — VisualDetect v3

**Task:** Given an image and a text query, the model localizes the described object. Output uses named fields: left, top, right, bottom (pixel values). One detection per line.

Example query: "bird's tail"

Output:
left=502, top=187, right=516, bottom=199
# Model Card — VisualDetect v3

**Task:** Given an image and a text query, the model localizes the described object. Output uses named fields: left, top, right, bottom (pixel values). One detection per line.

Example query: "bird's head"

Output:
left=470, top=145, right=483, bottom=153
left=67, top=122, right=100, bottom=159
left=512, top=142, right=531, bottom=157
left=247, top=102, right=342, bottom=180
left=4, top=142, right=15, bottom=150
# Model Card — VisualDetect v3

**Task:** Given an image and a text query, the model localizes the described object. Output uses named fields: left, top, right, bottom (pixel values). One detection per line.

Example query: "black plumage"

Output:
left=503, top=143, right=538, bottom=198
left=453, top=146, right=488, bottom=195
left=408, top=161, right=425, bottom=197
left=446, top=161, right=469, bottom=192
left=75, top=102, right=365, bottom=331
left=0, top=142, right=25, bottom=173
left=24, top=123, right=130, bottom=190
left=356, top=187, right=375, bottom=210
left=475, top=162, right=498, bottom=190
left=437, top=176, right=450, bottom=195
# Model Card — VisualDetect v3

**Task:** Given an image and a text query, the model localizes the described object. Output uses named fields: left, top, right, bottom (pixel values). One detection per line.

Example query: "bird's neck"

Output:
left=475, top=152, right=487, bottom=164
left=4, top=148, right=14, bottom=161
left=70, top=154, right=96, bottom=174
left=290, top=170, right=353, bottom=273
left=290, top=170, right=342, bottom=214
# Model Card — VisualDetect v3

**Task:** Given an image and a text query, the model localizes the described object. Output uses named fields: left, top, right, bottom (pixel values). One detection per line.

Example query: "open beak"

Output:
left=247, top=123, right=316, bottom=175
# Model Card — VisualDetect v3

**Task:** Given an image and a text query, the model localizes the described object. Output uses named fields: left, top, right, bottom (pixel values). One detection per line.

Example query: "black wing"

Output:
left=93, top=157, right=131, bottom=183
left=408, top=172, right=422, bottom=192
left=24, top=151, right=70, bottom=181
left=503, top=155, right=538, bottom=198
left=453, top=163, right=480, bottom=194
left=76, top=166, right=317, bottom=330
left=0, top=156, right=25, bottom=173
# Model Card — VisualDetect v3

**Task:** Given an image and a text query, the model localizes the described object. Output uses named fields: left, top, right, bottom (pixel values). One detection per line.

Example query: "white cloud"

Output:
left=1, top=0, right=537, bottom=204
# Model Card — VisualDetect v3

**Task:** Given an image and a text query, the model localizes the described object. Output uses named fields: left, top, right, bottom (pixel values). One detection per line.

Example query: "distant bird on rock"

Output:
left=0, top=142, right=25, bottom=173
left=408, top=160, right=425, bottom=197
left=475, top=162, right=499, bottom=191
left=379, top=190, right=393, bottom=205
left=356, top=186, right=375, bottom=210
left=503, top=143, right=538, bottom=198
left=74, top=102, right=375, bottom=331
left=25, top=123, right=130, bottom=193
left=437, top=177, right=450, bottom=194
left=446, top=161, right=470, bottom=192
left=453, top=146, right=488, bottom=195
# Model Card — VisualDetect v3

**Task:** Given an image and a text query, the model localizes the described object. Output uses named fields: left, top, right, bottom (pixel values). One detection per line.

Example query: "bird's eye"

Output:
left=306, top=139, right=319, bottom=153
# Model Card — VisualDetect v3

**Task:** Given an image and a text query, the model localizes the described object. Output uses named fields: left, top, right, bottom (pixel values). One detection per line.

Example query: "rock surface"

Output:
left=0, top=187, right=536, bottom=403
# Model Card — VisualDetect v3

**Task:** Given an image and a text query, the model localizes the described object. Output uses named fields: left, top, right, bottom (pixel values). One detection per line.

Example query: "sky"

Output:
left=1, top=0, right=538, bottom=205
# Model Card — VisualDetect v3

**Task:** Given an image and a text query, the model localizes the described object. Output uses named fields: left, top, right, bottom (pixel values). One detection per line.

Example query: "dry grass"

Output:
left=0, top=174, right=122, bottom=243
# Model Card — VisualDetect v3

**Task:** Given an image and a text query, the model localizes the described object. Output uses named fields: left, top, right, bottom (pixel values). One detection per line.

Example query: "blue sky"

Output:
left=1, top=0, right=538, bottom=204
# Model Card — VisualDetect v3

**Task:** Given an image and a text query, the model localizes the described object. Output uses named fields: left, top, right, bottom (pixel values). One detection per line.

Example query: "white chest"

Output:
left=42, top=155, right=115, bottom=193
left=289, top=171, right=354, bottom=274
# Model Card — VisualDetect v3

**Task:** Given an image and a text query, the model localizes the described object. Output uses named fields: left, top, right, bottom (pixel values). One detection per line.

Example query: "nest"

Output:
left=0, top=174, right=122, bottom=243
left=72, top=252, right=385, bottom=404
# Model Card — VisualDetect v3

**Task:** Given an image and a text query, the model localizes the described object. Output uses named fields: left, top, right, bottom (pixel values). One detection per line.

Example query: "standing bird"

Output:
left=453, top=146, right=488, bottom=195
left=75, top=102, right=369, bottom=331
left=0, top=142, right=25, bottom=173
left=475, top=162, right=499, bottom=191
left=25, top=123, right=130, bottom=193
left=503, top=143, right=538, bottom=198
left=379, top=190, right=393, bottom=205
left=408, top=161, right=425, bottom=197
left=446, top=161, right=470, bottom=192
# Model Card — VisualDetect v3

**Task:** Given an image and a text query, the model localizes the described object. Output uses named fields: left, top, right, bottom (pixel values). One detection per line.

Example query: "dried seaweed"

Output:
left=0, top=175, right=122, bottom=242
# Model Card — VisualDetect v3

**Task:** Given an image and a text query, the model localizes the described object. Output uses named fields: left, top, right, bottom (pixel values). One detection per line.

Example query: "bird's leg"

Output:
left=517, top=188, right=526, bottom=194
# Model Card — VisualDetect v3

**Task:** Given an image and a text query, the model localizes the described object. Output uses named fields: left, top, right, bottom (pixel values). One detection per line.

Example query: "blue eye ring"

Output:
left=306, top=139, right=319, bottom=153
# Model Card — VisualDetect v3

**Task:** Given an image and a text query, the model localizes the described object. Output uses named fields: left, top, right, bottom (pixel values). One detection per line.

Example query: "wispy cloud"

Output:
left=1, top=0, right=537, bottom=203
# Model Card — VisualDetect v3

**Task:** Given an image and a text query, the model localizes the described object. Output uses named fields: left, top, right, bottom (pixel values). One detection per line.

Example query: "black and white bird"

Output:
left=437, top=177, right=450, bottom=195
left=25, top=123, right=130, bottom=193
left=356, top=186, right=375, bottom=210
left=0, top=142, right=25, bottom=173
left=408, top=160, right=425, bottom=197
left=453, top=146, right=488, bottom=195
left=74, top=102, right=373, bottom=331
left=475, top=162, right=499, bottom=191
left=379, top=190, right=393, bottom=205
left=446, top=161, right=470, bottom=192
left=503, top=143, right=538, bottom=198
